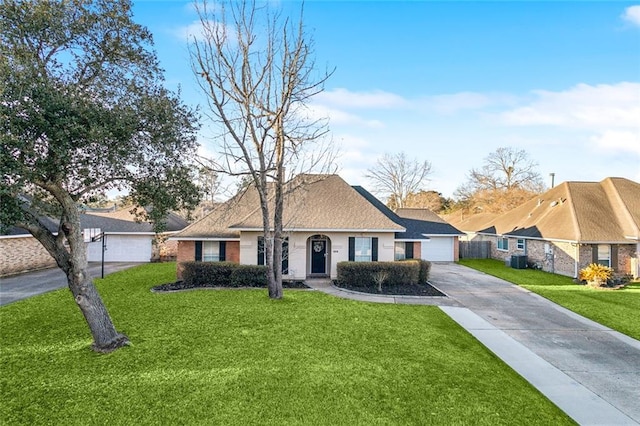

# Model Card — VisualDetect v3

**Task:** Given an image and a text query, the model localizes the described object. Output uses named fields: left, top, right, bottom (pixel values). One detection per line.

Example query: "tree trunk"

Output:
left=28, top=186, right=130, bottom=353
left=67, top=266, right=129, bottom=353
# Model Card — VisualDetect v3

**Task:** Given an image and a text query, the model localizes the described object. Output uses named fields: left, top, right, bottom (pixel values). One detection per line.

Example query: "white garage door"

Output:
left=87, top=235, right=152, bottom=262
left=420, top=237, right=454, bottom=262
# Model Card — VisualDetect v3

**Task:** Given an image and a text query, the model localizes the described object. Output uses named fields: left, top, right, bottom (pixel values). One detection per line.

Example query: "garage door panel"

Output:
left=421, top=237, right=454, bottom=262
left=87, top=235, right=152, bottom=262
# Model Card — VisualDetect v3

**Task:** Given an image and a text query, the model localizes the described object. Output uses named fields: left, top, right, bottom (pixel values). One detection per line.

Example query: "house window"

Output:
left=597, top=245, right=610, bottom=267
left=497, top=237, right=509, bottom=251
left=257, top=236, right=289, bottom=274
left=203, top=241, right=220, bottom=262
left=354, top=237, right=372, bottom=262
left=348, top=237, right=378, bottom=262
left=195, top=241, right=226, bottom=262
left=516, top=239, right=525, bottom=251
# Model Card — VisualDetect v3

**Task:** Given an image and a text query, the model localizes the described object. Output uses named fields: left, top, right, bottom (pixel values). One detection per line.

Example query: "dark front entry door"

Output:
left=311, top=239, right=327, bottom=274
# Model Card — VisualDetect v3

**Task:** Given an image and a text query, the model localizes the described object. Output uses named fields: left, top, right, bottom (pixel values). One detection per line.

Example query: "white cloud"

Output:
left=500, top=82, right=640, bottom=129
left=591, top=130, right=640, bottom=155
left=622, top=5, right=640, bottom=26
left=306, top=103, right=384, bottom=128
left=423, top=92, right=516, bottom=114
left=172, top=20, right=233, bottom=43
left=314, top=88, right=407, bottom=109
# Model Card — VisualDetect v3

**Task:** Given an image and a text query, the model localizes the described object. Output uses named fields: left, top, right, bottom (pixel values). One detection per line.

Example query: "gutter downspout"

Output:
left=574, top=243, right=579, bottom=279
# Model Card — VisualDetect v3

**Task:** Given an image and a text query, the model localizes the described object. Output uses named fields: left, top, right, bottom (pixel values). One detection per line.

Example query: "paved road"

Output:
left=0, top=262, right=142, bottom=306
left=431, top=263, right=640, bottom=425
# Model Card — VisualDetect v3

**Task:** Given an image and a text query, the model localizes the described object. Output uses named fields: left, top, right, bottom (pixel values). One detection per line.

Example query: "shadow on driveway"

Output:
left=0, top=262, right=142, bottom=306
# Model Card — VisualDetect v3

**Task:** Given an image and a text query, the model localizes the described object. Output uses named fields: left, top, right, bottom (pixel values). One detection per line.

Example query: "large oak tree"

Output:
left=0, top=0, right=200, bottom=352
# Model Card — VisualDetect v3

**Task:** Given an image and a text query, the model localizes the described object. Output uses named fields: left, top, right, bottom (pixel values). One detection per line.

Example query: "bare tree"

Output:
left=190, top=0, right=334, bottom=299
left=365, top=152, right=432, bottom=209
left=454, top=147, right=545, bottom=214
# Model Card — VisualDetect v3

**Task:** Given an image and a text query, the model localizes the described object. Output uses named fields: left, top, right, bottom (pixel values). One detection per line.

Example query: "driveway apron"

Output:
left=431, top=263, right=640, bottom=425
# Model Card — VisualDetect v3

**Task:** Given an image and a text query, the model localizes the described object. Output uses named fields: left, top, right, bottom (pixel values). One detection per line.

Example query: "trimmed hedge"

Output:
left=337, top=259, right=432, bottom=289
left=181, top=262, right=267, bottom=287
left=230, top=265, right=268, bottom=287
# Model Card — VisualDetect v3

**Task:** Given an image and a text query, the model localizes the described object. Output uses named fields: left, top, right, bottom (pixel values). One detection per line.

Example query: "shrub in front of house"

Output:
left=404, top=259, right=431, bottom=284
left=337, top=261, right=420, bottom=290
left=578, top=263, right=613, bottom=288
left=181, top=261, right=237, bottom=287
left=230, top=265, right=268, bottom=287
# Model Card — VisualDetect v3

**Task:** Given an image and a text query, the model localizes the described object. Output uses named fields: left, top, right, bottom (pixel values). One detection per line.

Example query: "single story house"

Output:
left=0, top=208, right=187, bottom=276
left=81, top=208, right=188, bottom=262
left=461, top=177, right=639, bottom=278
left=172, top=174, right=463, bottom=280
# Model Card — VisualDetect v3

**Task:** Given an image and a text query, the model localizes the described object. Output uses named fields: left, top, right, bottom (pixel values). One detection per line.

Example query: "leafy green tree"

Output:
left=0, top=0, right=200, bottom=352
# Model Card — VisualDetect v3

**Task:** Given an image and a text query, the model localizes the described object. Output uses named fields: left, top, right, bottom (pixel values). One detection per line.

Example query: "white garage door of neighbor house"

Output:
left=86, top=235, right=152, bottom=262
left=421, top=237, right=454, bottom=262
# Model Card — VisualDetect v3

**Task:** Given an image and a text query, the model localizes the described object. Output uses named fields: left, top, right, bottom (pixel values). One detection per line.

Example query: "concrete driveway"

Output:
left=430, top=262, right=640, bottom=425
left=0, top=262, right=142, bottom=306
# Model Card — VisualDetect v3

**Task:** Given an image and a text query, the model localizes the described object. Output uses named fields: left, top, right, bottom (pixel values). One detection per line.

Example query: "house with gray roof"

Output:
left=172, top=174, right=463, bottom=280
left=463, top=177, right=640, bottom=278
left=1, top=208, right=188, bottom=276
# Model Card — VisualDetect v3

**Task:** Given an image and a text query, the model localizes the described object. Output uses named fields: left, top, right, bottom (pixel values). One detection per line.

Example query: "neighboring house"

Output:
left=82, top=208, right=188, bottom=262
left=0, top=217, right=59, bottom=277
left=172, top=174, right=463, bottom=280
left=462, top=177, right=640, bottom=278
left=0, top=208, right=188, bottom=276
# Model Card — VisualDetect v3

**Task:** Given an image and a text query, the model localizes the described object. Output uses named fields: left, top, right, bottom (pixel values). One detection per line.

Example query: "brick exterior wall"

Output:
left=453, top=236, right=460, bottom=261
left=175, top=240, right=240, bottom=279
left=176, top=241, right=195, bottom=279
left=225, top=241, right=240, bottom=263
left=478, top=234, right=638, bottom=278
left=0, top=236, right=57, bottom=277
left=413, top=242, right=421, bottom=259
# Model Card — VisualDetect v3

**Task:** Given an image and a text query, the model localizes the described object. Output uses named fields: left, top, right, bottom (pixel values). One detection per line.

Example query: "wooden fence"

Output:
left=459, top=241, right=491, bottom=259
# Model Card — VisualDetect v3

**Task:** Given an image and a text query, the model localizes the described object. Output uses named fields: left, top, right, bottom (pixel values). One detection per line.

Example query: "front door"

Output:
left=311, top=239, right=327, bottom=274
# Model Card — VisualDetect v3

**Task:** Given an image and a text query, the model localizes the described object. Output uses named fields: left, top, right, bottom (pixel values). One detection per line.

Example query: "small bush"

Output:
left=579, top=263, right=613, bottom=287
left=416, top=259, right=431, bottom=284
left=230, top=265, right=268, bottom=287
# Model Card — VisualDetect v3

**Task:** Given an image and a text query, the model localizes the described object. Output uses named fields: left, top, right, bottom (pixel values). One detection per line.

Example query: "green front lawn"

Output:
left=458, top=259, right=640, bottom=340
left=0, top=263, right=572, bottom=425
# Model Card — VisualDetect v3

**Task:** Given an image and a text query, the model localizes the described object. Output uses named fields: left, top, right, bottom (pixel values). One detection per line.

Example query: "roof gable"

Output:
left=477, top=177, right=640, bottom=242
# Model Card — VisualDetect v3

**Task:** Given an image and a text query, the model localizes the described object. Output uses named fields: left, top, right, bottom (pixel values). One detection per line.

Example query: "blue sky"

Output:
left=132, top=1, right=640, bottom=198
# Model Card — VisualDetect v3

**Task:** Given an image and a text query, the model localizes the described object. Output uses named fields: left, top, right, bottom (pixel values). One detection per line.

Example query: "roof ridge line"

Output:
left=564, top=182, right=582, bottom=242
left=601, top=178, right=639, bottom=237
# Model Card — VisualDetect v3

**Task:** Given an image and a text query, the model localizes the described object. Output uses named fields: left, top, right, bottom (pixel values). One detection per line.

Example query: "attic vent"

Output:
left=550, top=201, right=558, bottom=207
left=537, top=199, right=542, bottom=207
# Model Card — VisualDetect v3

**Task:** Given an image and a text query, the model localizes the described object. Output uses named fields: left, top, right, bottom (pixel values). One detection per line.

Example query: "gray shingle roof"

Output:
left=351, top=186, right=463, bottom=239
left=3, top=209, right=187, bottom=236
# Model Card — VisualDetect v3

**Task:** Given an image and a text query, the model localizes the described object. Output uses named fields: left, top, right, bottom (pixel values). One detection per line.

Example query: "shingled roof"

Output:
left=3, top=209, right=188, bottom=237
left=351, top=187, right=463, bottom=239
left=174, top=175, right=405, bottom=238
left=476, top=177, right=640, bottom=243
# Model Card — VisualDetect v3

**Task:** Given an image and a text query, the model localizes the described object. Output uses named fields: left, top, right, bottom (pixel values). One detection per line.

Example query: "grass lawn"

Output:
left=1, top=263, right=572, bottom=425
left=458, top=258, right=640, bottom=341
